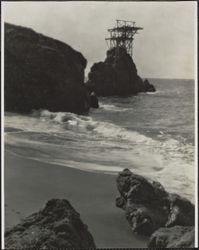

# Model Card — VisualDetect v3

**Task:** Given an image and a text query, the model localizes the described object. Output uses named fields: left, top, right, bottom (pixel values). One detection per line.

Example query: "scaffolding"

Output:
left=105, top=20, right=143, bottom=57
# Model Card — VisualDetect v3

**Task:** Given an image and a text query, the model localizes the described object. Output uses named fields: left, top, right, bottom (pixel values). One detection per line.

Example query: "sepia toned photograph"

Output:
left=1, top=1, right=198, bottom=249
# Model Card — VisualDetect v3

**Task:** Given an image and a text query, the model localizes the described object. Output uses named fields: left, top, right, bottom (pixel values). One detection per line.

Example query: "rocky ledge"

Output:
left=148, top=225, right=195, bottom=248
left=116, top=169, right=195, bottom=247
left=5, top=199, right=96, bottom=249
left=5, top=23, right=98, bottom=114
left=86, top=47, right=155, bottom=97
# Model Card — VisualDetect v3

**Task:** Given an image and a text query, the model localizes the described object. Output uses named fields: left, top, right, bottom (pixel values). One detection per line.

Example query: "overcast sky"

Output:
left=3, top=1, right=197, bottom=79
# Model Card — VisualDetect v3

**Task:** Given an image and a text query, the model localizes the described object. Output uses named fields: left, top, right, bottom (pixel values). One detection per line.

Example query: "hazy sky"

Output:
left=3, top=1, right=197, bottom=79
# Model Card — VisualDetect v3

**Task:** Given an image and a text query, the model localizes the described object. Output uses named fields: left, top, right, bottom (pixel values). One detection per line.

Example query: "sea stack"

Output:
left=86, top=20, right=155, bottom=96
left=5, top=23, right=93, bottom=114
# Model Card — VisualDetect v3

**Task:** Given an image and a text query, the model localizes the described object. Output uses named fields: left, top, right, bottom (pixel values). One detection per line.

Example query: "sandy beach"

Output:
left=4, top=151, right=148, bottom=248
left=3, top=2, right=196, bottom=249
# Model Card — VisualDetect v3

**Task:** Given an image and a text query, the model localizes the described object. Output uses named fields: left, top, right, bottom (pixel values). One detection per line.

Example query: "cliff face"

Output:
left=5, top=23, right=90, bottom=114
left=86, top=47, right=155, bottom=96
left=5, top=199, right=96, bottom=249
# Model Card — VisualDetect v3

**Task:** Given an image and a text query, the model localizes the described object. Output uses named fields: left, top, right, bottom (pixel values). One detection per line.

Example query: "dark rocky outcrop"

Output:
left=5, top=23, right=93, bottom=114
left=148, top=226, right=195, bottom=248
left=116, top=169, right=194, bottom=236
left=5, top=199, right=96, bottom=249
left=86, top=47, right=155, bottom=97
left=142, top=79, right=156, bottom=92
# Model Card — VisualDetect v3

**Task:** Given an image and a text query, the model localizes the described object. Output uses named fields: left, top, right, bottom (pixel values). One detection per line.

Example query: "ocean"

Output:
left=4, top=78, right=195, bottom=202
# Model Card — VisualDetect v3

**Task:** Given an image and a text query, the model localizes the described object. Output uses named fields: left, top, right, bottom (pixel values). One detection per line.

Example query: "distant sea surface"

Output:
left=5, top=79, right=195, bottom=202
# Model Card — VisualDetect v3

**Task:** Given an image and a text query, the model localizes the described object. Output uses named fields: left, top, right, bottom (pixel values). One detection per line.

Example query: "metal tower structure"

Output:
left=105, top=20, right=143, bottom=57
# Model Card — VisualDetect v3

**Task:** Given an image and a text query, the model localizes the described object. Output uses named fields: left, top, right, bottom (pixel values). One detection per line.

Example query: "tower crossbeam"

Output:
left=105, top=20, right=143, bottom=57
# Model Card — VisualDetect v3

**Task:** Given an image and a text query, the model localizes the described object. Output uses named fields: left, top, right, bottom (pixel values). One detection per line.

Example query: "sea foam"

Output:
left=4, top=105, right=195, bottom=202
left=99, top=103, right=129, bottom=112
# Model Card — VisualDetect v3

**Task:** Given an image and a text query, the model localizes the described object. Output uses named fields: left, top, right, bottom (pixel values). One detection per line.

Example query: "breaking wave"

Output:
left=30, top=109, right=195, bottom=156
left=6, top=109, right=194, bottom=159
left=5, top=109, right=195, bottom=203
left=99, top=103, right=129, bottom=112
left=4, top=79, right=195, bottom=202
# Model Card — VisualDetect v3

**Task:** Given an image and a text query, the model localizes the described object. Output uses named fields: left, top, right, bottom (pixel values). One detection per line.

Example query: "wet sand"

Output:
left=4, top=151, right=148, bottom=248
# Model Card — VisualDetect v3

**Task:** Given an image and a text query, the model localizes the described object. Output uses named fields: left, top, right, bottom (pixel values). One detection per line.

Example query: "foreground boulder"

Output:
left=5, top=23, right=92, bottom=114
left=116, top=169, right=194, bottom=236
left=86, top=47, right=155, bottom=96
left=5, top=199, right=96, bottom=249
left=148, top=226, right=195, bottom=248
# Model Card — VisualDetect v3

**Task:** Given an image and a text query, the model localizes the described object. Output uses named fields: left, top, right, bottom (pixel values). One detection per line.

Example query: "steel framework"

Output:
left=105, top=20, right=143, bottom=57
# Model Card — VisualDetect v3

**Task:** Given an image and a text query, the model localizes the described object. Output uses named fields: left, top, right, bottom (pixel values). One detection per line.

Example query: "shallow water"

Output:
left=5, top=78, right=195, bottom=202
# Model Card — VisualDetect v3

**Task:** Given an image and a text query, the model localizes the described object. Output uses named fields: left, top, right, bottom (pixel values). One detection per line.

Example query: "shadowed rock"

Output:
left=5, top=23, right=92, bottom=114
left=116, top=169, right=194, bottom=236
left=86, top=47, right=155, bottom=96
left=5, top=199, right=96, bottom=249
left=90, top=92, right=99, bottom=108
left=148, top=226, right=195, bottom=248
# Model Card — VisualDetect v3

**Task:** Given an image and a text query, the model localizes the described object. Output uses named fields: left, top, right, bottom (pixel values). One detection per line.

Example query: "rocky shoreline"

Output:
left=116, top=169, right=195, bottom=247
left=4, top=23, right=194, bottom=249
left=5, top=168, right=194, bottom=248
left=5, top=23, right=155, bottom=115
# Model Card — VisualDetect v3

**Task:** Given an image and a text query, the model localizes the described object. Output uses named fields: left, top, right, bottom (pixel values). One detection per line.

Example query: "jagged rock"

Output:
left=86, top=47, right=155, bottom=96
left=5, top=199, right=96, bottom=249
left=5, top=23, right=91, bottom=114
left=143, top=79, right=156, bottom=92
left=148, top=226, right=195, bottom=248
left=166, top=193, right=195, bottom=227
left=116, top=169, right=194, bottom=236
